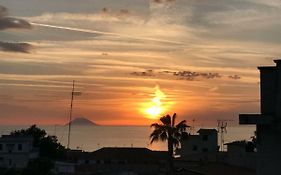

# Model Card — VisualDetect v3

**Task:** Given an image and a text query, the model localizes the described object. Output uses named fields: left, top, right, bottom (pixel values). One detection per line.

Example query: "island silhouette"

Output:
left=66, top=117, right=98, bottom=126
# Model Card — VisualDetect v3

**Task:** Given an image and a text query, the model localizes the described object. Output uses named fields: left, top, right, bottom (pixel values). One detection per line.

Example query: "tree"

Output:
left=150, top=113, right=189, bottom=174
left=10, top=125, right=66, bottom=160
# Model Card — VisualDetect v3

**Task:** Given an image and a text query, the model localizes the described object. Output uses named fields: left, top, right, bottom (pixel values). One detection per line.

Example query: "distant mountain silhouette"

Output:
left=66, top=117, right=98, bottom=126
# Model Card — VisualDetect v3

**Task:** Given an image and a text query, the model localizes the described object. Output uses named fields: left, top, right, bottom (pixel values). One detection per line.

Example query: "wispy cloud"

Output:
left=0, top=5, right=8, bottom=17
left=0, top=5, right=32, bottom=53
left=0, top=17, right=32, bottom=30
left=130, top=69, right=242, bottom=81
left=1, top=0, right=278, bottom=125
left=152, top=0, right=176, bottom=4
left=0, top=42, right=32, bottom=53
left=228, top=75, right=241, bottom=80
left=31, top=22, right=185, bottom=45
left=172, top=71, right=222, bottom=80
left=0, top=5, right=32, bottom=30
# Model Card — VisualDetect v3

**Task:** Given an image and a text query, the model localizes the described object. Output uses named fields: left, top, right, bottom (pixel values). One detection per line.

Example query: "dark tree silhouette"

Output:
left=150, top=113, right=189, bottom=174
left=10, top=125, right=66, bottom=160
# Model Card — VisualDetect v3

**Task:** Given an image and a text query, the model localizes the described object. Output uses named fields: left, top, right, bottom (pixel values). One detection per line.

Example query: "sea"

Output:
left=0, top=125, right=256, bottom=151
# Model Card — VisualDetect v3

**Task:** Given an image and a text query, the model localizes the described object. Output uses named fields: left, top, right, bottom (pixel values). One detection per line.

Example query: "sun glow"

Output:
left=144, top=86, right=166, bottom=119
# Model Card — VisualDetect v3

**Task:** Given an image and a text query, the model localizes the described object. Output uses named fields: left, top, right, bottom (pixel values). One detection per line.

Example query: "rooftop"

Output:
left=0, top=135, right=33, bottom=141
left=224, top=140, right=247, bottom=146
left=197, top=129, right=217, bottom=134
left=70, top=147, right=167, bottom=163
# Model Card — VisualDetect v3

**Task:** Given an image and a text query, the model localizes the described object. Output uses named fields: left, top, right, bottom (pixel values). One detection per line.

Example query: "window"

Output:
left=7, top=144, right=15, bottom=153
left=18, top=144, right=22, bottom=151
left=0, top=144, right=2, bottom=151
left=202, top=135, right=208, bottom=141
left=192, top=145, right=198, bottom=151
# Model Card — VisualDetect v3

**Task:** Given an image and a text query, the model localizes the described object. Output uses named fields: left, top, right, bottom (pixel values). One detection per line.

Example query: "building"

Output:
left=53, top=161, right=76, bottom=175
left=239, top=60, right=281, bottom=175
left=69, top=147, right=168, bottom=175
left=0, top=135, right=39, bottom=169
left=219, top=141, right=256, bottom=170
left=178, top=129, right=218, bottom=162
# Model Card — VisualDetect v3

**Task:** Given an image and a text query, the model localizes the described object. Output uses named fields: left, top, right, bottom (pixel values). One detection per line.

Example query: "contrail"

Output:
left=31, top=22, right=185, bottom=45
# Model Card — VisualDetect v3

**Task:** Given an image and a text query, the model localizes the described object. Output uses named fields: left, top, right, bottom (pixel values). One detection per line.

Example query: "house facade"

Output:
left=178, top=129, right=218, bottom=162
left=0, top=135, right=38, bottom=169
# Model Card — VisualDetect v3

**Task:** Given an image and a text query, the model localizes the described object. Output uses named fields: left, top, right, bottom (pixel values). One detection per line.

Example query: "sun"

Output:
left=143, top=86, right=166, bottom=119
left=146, top=104, right=161, bottom=117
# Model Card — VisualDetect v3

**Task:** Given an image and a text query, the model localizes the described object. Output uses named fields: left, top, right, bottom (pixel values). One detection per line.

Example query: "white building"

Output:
left=0, top=135, right=39, bottom=169
left=239, top=60, right=281, bottom=175
left=178, top=129, right=218, bottom=162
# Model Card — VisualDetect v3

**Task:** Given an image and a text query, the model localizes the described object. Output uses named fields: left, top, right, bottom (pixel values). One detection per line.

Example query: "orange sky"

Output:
left=1, top=0, right=281, bottom=125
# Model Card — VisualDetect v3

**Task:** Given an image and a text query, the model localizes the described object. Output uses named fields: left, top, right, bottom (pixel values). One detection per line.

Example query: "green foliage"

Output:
left=10, top=125, right=66, bottom=160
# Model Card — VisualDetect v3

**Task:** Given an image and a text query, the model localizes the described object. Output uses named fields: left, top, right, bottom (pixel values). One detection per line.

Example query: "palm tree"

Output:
left=150, top=113, right=189, bottom=174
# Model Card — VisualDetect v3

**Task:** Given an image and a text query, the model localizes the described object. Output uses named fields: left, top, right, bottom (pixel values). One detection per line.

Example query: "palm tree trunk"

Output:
left=167, top=138, right=174, bottom=175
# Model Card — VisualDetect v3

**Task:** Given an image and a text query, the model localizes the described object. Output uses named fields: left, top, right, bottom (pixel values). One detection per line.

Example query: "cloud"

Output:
left=130, top=70, right=155, bottom=77
left=172, top=71, right=222, bottom=80
left=101, top=7, right=131, bottom=16
left=228, top=75, right=241, bottom=80
left=0, top=5, right=32, bottom=53
left=130, top=69, right=223, bottom=81
left=130, top=69, right=243, bottom=82
left=0, top=17, right=32, bottom=30
left=0, top=5, right=32, bottom=30
left=0, top=42, right=32, bottom=53
left=0, top=5, right=8, bottom=17
left=152, top=0, right=176, bottom=3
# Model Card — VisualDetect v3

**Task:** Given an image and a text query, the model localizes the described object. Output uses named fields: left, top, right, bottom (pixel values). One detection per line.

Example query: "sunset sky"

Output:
left=1, top=0, right=281, bottom=125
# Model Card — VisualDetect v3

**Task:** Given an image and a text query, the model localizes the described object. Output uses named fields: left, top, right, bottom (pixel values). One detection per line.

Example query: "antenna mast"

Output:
left=217, top=119, right=231, bottom=151
left=67, top=80, right=75, bottom=149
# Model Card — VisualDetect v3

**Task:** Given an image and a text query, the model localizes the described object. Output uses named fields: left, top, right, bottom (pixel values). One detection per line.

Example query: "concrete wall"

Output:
left=0, top=154, right=31, bottom=168
left=0, top=140, right=33, bottom=154
left=179, top=131, right=218, bottom=162
left=217, top=151, right=256, bottom=170
left=257, top=124, right=281, bottom=175
left=260, top=67, right=276, bottom=116
left=0, top=138, right=37, bottom=168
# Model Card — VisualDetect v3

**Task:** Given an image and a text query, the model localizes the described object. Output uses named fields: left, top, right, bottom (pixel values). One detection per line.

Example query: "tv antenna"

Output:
left=217, top=119, right=233, bottom=151
left=67, top=80, right=81, bottom=149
